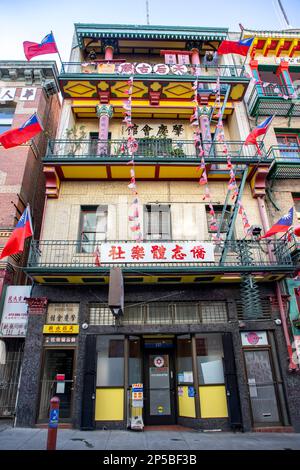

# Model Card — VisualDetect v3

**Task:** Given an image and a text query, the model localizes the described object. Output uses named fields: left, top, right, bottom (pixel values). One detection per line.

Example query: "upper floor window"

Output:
left=276, top=133, right=300, bottom=159
left=0, top=106, right=14, bottom=135
left=206, top=205, right=232, bottom=238
left=79, top=205, right=107, bottom=253
left=144, top=204, right=171, bottom=241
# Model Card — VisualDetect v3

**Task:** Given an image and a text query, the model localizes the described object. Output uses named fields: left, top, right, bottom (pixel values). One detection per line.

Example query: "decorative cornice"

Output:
left=0, top=61, right=59, bottom=87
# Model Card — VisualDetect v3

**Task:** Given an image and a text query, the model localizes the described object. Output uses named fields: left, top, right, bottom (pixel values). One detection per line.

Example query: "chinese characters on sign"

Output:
left=101, top=242, right=215, bottom=263
left=46, top=303, right=79, bottom=324
left=0, top=286, right=32, bottom=337
left=45, top=336, right=77, bottom=345
left=43, top=325, right=80, bottom=334
left=86, top=63, right=191, bottom=76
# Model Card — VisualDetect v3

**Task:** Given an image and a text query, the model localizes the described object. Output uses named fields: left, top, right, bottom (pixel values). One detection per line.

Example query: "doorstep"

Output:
left=143, top=425, right=195, bottom=432
left=253, top=426, right=294, bottom=433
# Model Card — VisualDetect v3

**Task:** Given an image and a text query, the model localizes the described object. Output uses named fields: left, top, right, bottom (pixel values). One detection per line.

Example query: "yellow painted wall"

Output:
left=199, top=385, right=228, bottom=418
left=95, top=388, right=124, bottom=421
left=178, top=386, right=196, bottom=418
left=41, top=180, right=262, bottom=242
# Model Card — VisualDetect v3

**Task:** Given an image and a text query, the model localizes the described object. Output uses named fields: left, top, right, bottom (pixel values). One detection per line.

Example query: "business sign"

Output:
left=0, top=286, right=32, bottom=337
left=101, top=242, right=215, bottom=264
left=46, top=303, right=79, bottom=324
left=241, top=331, right=269, bottom=347
left=43, top=324, right=79, bottom=334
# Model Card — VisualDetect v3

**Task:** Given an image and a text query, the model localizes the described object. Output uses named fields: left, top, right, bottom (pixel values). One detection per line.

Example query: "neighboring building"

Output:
left=0, top=61, right=61, bottom=419
left=16, top=24, right=300, bottom=432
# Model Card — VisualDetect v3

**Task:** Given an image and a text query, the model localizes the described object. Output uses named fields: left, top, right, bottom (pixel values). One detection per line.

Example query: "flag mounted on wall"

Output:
left=0, top=206, right=33, bottom=259
left=260, top=207, right=294, bottom=239
left=0, top=114, right=43, bottom=149
left=217, top=37, right=254, bottom=56
left=23, top=32, right=58, bottom=61
left=244, top=116, right=274, bottom=154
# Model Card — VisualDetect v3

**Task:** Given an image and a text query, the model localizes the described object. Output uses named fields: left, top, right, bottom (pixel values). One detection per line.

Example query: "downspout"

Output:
left=257, top=196, right=297, bottom=370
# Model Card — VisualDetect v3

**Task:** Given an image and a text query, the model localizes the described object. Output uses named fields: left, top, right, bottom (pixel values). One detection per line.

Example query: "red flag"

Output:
left=0, top=114, right=42, bottom=149
left=94, top=246, right=101, bottom=267
left=23, top=33, right=58, bottom=61
left=0, top=206, right=33, bottom=259
left=217, top=37, right=254, bottom=56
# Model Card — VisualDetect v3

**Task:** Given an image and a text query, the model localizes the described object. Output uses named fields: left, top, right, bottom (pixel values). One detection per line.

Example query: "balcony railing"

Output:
left=247, top=83, right=300, bottom=117
left=45, top=139, right=267, bottom=162
left=267, top=145, right=300, bottom=161
left=60, top=62, right=247, bottom=79
left=27, top=239, right=293, bottom=271
left=267, top=145, right=300, bottom=179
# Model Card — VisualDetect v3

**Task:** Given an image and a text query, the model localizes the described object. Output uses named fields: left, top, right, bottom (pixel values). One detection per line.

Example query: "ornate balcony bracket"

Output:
left=43, top=166, right=60, bottom=198
left=250, top=165, right=269, bottom=198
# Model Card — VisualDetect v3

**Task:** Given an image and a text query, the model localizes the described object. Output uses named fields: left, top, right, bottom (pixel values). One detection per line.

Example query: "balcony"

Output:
left=43, top=139, right=270, bottom=184
left=25, top=239, right=294, bottom=285
left=267, top=145, right=300, bottom=179
left=59, top=62, right=250, bottom=105
left=247, top=83, right=300, bottom=120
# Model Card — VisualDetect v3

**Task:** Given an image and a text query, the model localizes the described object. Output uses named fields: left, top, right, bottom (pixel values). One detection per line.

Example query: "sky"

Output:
left=0, top=0, right=300, bottom=63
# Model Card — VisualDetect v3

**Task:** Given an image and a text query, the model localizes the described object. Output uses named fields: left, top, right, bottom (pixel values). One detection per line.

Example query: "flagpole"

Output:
left=51, top=30, right=65, bottom=73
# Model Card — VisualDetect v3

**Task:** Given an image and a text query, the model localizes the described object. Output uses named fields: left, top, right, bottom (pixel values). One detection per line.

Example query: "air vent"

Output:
left=82, top=277, right=106, bottom=283
left=124, top=277, right=144, bottom=283
left=43, top=80, right=58, bottom=97
left=157, top=277, right=181, bottom=282
left=194, top=277, right=215, bottom=282
left=43, top=277, right=69, bottom=283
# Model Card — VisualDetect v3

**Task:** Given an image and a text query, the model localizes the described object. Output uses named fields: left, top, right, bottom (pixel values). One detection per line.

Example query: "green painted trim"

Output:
left=286, top=278, right=300, bottom=336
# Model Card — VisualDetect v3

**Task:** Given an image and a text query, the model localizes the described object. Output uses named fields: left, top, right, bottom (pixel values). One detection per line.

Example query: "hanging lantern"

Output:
left=294, top=225, right=300, bottom=237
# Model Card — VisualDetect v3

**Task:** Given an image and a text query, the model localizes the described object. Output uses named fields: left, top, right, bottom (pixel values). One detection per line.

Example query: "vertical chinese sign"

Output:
left=0, top=286, right=32, bottom=337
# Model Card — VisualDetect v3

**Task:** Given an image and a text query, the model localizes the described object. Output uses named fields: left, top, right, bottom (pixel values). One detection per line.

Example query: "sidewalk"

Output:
left=0, top=424, right=300, bottom=450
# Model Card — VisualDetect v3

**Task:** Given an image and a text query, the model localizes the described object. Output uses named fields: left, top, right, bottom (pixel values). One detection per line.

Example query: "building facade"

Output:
left=0, top=61, right=61, bottom=419
left=15, top=24, right=300, bottom=432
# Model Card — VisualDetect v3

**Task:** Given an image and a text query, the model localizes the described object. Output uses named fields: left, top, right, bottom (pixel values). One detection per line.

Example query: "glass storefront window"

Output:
left=196, top=334, right=225, bottom=385
left=129, top=337, right=142, bottom=385
left=177, top=335, right=193, bottom=384
left=96, top=335, right=124, bottom=386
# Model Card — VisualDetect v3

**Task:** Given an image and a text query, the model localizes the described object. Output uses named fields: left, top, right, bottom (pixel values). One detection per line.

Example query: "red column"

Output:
left=105, top=46, right=114, bottom=61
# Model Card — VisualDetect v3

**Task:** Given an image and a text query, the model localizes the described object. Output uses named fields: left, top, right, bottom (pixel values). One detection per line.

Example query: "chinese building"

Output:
left=0, top=61, right=60, bottom=418
left=15, top=24, right=300, bottom=432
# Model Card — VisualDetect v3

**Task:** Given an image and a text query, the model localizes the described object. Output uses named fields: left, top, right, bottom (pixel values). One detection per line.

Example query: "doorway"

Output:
left=38, top=349, right=75, bottom=422
left=143, top=341, right=176, bottom=425
left=244, top=349, right=282, bottom=426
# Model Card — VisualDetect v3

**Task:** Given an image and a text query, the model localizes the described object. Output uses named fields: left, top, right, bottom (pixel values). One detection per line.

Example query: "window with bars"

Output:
left=206, top=205, right=232, bottom=238
left=89, top=301, right=228, bottom=326
left=79, top=205, right=108, bottom=253
left=144, top=204, right=171, bottom=241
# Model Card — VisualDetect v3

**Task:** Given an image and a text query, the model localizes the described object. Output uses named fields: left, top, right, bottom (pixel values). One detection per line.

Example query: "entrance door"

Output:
left=144, top=349, right=176, bottom=425
left=38, top=349, right=75, bottom=422
left=244, top=349, right=281, bottom=426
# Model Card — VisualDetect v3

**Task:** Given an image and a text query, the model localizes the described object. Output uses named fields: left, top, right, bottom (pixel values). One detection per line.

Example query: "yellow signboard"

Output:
left=43, top=324, right=79, bottom=334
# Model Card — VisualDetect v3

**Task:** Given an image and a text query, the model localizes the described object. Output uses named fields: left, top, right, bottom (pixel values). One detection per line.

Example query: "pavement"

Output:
left=0, top=422, right=300, bottom=450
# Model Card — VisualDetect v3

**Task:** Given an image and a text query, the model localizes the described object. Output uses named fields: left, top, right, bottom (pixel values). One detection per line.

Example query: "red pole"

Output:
left=47, top=396, right=60, bottom=451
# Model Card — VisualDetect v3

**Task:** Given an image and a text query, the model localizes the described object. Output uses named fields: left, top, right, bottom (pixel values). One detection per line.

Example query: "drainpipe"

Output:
left=257, top=196, right=297, bottom=370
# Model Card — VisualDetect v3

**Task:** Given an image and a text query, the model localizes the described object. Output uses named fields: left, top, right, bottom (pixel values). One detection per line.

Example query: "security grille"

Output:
left=89, top=301, right=228, bottom=326
left=236, top=298, right=272, bottom=320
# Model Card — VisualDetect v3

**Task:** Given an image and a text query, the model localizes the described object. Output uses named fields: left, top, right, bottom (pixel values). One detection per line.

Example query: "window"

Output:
left=129, top=337, right=142, bottom=385
left=293, top=194, right=300, bottom=222
left=206, top=205, right=231, bottom=237
left=96, top=335, right=124, bottom=387
left=89, top=132, right=111, bottom=155
left=137, top=138, right=173, bottom=157
left=276, top=134, right=300, bottom=159
left=177, top=335, right=193, bottom=385
left=196, top=334, right=225, bottom=385
left=79, top=205, right=107, bottom=253
left=0, top=107, right=14, bottom=135
left=144, top=204, right=171, bottom=240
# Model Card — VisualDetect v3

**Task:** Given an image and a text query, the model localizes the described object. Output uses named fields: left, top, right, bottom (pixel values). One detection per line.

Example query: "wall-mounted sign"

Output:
left=44, top=336, right=77, bottom=345
left=0, top=286, right=32, bottom=337
left=241, top=331, right=268, bottom=347
left=132, top=383, right=143, bottom=408
left=43, top=324, right=79, bottom=334
left=0, top=87, right=16, bottom=101
left=46, top=303, right=79, bottom=324
left=101, top=242, right=215, bottom=264
left=19, top=87, right=37, bottom=101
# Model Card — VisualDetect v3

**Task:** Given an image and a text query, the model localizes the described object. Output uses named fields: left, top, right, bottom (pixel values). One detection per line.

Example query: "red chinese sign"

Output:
left=101, top=242, right=215, bottom=263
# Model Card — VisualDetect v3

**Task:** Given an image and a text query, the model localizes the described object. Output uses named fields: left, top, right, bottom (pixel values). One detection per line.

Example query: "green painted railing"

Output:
left=27, top=239, right=293, bottom=270
left=45, top=139, right=266, bottom=162
left=267, top=145, right=300, bottom=162
left=247, top=83, right=300, bottom=117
